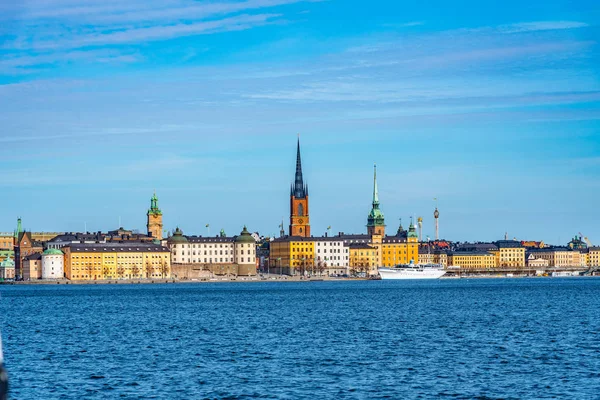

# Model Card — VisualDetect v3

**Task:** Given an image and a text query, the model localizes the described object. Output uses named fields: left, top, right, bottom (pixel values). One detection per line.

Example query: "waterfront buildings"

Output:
left=314, top=237, right=350, bottom=276
left=14, top=231, right=43, bottom=280
left=22, top=253, right=42, bottom=280
left=63, top=243, right=171, bottom=280
left=494, top=240, right=526, bottom=267
left=166, top=226, right=257, bottom=277
left=1, top=218, right=62, bottom=251
left=527, top=247, right=587, bottom=268
left=589, top=248, right=600, bottom=267
left=270, top=144, right=420, bottom=276
left=527, top=254, right=550, bottom=268
left=269, top=236, right=314, bottom=275
left=448, top=251, right=496, bottom=269
left=348, top=243, right=377, bottom=275
left=41, top=249, right=64, bottom=279
left=0, top=257, right=14, bottom=280
left=418, top=247, right=448, bottom=268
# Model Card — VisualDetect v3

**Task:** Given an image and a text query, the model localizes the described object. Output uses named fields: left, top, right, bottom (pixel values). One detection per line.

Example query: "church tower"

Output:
left=289, top=137, right=310, bottom=237
left=147, top=192, right=163, bottom=240
left=367, top=164, right=386, bottom=236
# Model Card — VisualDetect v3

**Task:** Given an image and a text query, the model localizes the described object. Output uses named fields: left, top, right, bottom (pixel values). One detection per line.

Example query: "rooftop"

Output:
left=450, top=251, right=494, bottom=256
left=66, top=243, right=169, bottom=253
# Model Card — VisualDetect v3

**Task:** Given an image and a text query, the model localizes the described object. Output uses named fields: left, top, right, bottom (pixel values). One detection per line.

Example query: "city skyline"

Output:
left=1, top=0, right=599, bottom=243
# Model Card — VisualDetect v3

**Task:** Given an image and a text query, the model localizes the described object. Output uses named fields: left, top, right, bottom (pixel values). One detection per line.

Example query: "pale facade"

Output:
left=527, top=255, right=550, bottom=268
left=23, top=254, right=42, bottom=280
left=168, top=227, right=257, bottom=276
left=314, top=238, right=350, bottom=275
left=42, top=249, right=64, bottom=279
left=528, top=248, right=585, bottom=267
left=0, top=257, right=15, bottom=279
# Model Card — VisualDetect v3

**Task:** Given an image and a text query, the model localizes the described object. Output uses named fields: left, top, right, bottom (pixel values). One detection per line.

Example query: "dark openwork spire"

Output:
left=293, top=136, right=307, bottom=198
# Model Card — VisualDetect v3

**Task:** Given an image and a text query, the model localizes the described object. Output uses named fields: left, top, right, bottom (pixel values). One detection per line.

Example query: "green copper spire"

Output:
left=148, top=191, right=162, bottom=216
left=14, top=217, right=22, bottom=239
left=373, top=163, right=379, bottom=205
left=408, top=216, right=418, bottom=239
left=367, top=164, right=385, bottom=229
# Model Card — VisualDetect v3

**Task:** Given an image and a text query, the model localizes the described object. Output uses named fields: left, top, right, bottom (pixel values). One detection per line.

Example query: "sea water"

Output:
left=1, top=279, right=600, bottom=399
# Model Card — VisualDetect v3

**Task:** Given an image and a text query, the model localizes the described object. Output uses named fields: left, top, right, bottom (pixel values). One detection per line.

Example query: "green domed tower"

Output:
left=167, top=227, right=188, bottom=245
left=147, top=191, right=163, bottom=240
left=367, top=164, right=386, bottom=236
left=408, top=217, right=418, bottom=243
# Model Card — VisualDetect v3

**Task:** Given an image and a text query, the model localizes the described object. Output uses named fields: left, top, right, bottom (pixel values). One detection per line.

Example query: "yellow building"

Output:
left=528, top=248, right=586, bottom=267
left=381, top=237, right=419, bottom=266
left=418, top=249, right=448, bottom=268
left=588, top=248, right=600, bottom=267
left=0, top=234, right=13, bottom=250
left=349, top=243, right=378, bottom=276
left=270, top=237, right=315, bottom=275
left=63, top=243, right=171, bottom=281
left=494, top=240, right=526, bottom=267
left=449, top=251, right=496, bottom=269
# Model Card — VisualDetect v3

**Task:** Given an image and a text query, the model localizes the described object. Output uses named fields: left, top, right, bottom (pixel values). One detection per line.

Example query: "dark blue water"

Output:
left=1, top=279, right=600, bottom=399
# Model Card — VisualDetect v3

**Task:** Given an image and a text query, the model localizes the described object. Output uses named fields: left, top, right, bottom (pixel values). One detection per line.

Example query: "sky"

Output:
left=0, top=0, right=599, bottom=245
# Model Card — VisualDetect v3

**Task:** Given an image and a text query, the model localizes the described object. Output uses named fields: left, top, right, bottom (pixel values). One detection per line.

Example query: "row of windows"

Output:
left=71, top=273, right=168, bottom=279
left=73, top=255, right=167, bottom=259
left=178, top=244, right=234, bottom=249
left=173, top=249, right=256, bottom=256
left=173, top=257, right=254, bottom=263
left=316, top=249, right=347, bottom=254
left=177, top=243, right=254, bottom=248
left=317, top=256, right=345, bottom=261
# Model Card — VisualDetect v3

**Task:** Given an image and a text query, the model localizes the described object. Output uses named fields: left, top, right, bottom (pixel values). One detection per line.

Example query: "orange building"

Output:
left=289, top=138, right=310, bottom=237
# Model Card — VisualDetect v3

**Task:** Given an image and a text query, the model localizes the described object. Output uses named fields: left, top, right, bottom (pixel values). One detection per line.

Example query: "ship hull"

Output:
left=379, top=267, right=446, bottom=280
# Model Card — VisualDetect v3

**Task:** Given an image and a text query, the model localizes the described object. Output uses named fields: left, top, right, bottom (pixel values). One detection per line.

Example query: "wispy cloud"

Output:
left=1, top=0, right=313, bottom=50
left=22, top=13, right=281, bottom=50
left=500, top=20, right=589, bottom=33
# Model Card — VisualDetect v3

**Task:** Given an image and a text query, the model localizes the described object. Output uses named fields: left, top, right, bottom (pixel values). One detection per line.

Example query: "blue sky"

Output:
left=0, top=0, right=599, bottom=244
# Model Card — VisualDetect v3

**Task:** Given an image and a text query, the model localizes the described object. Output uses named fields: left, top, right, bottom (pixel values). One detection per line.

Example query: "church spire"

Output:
left=373, top=163, right=379, bottom=205
left=367, top=163, right=385, bottom=235
left=293, top=135, right=307, bottom=198
left=14, top=217, right=22, bottom=239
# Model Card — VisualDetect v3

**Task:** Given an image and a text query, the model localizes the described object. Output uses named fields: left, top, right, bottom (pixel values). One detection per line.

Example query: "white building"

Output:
left=314, top=237, right=350, bottom=276
left=41, top=248, right=64, bottom=279
left=167, top=227, right=257, bottom=276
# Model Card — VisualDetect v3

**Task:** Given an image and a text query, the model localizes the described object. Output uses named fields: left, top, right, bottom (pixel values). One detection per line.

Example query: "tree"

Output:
left=117, top=264, right=125, bottom=279
left=85, top=262, right=94, bottom=280
left=318, top=261, right=326, bottom=276
left=145, top=260, right=154, bottom=278
left=132, top=264, right=141, bottom=279
left=159, top=259, right=170, bottom=279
